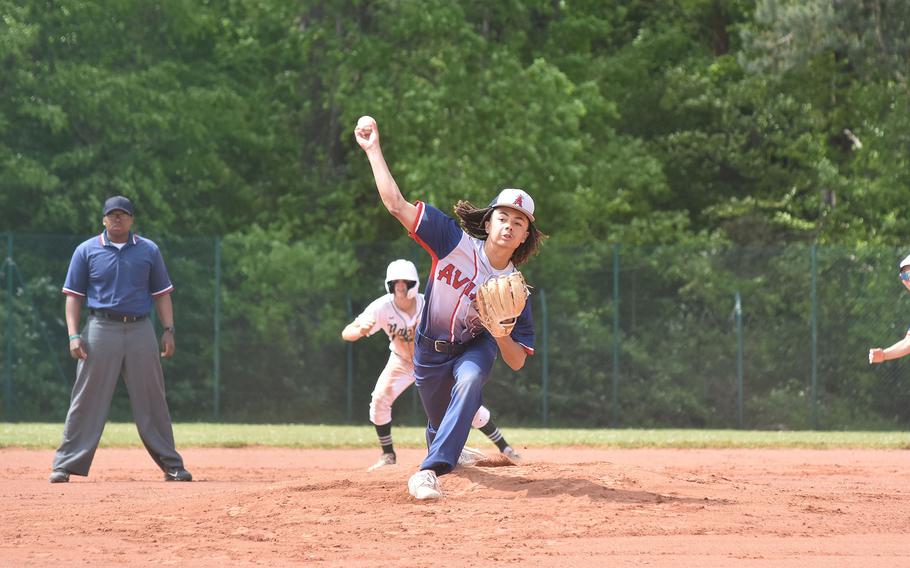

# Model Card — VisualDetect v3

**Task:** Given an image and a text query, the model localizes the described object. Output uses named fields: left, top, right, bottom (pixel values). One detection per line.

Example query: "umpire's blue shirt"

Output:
left=62, top=231, right=174, bottom=316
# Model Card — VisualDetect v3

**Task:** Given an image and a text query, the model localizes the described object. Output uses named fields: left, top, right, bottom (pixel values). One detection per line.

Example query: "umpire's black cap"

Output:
left=103, top=195, right=134, bottom=217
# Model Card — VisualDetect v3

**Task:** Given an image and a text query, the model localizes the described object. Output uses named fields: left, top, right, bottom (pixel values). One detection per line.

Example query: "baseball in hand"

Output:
left=354, top=115, right=378, bottom=149
left=357, top=115, right=375, bottom=135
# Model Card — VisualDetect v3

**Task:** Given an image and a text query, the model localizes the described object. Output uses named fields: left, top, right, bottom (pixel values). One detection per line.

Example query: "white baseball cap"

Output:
left=899, top=254, right=910, bottom=270
left=489, top=188, right=535, bottom=222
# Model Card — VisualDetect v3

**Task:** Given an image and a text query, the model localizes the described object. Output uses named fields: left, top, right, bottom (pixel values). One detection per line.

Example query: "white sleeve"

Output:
left=356, top=296, right=388, bottom=337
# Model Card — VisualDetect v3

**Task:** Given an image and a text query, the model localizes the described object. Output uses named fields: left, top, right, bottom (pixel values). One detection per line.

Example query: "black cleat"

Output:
left=164, top=468, right=193, bottom=482
left=48, top=469, right=70, bottom=483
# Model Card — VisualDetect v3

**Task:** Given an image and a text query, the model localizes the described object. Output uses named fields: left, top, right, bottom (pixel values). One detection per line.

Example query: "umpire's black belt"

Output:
left=417, top=332, right=468, bottom=356
left=89, top=309, right=147, bottom=323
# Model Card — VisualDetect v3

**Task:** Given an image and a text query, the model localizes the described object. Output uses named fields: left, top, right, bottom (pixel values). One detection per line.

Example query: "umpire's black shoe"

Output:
left=49, top=469, right=70, bottom=483
left=164, top=468, right=193, bottom=482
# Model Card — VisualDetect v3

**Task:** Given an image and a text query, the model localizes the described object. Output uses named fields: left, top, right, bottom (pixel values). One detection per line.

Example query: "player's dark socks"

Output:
left=479, top=421, right=510, bottom=452
left=375, top=421, right=395, bottom=455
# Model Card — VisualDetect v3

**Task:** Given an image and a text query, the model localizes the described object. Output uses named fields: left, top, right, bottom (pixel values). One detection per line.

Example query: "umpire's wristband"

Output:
left=68, top=334, right=81, bottom=341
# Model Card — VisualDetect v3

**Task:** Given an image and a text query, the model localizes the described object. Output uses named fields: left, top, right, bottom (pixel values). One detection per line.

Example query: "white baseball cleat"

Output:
left=367, top=453, right=396, bottom=472
left=502, top=446, right=523, bottom=464
left=457, top=446, right=487, bottom=466
left=408, top=470, right=443, bottom=500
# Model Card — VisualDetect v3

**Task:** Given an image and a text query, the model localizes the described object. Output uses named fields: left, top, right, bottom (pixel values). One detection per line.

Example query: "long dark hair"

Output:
left=453, top=200, right=547, bottom=266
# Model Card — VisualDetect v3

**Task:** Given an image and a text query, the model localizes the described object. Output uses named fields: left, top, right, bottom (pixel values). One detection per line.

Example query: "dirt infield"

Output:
left=2, top=446, right=909, bottom=567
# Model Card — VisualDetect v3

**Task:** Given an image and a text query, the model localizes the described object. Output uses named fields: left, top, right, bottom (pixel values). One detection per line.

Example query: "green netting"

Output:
left=2, top=232, right=908, bottom=429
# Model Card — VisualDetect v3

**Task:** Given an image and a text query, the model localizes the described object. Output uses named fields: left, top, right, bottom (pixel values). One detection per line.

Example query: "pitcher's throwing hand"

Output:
left=354, top=115, right=378, bottom=150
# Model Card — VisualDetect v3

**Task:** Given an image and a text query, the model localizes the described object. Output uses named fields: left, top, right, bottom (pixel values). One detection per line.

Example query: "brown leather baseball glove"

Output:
left=473, top=272, right=530, bottom=338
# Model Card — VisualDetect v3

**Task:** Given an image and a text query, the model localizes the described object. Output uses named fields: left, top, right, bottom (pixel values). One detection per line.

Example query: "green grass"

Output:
left=2, top=423, right=908, bottom=450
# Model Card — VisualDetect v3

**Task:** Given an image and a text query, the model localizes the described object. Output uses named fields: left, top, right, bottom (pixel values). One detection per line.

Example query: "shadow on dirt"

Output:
left=456, top=465, right=725, bottom=504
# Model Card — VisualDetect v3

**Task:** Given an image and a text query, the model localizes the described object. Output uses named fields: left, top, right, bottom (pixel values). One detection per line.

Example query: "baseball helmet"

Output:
left=385, top=259, right=419, bottom=299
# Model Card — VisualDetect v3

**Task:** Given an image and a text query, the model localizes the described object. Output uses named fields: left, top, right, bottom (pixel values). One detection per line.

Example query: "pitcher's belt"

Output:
left=416, top=332, right=468, bottom=356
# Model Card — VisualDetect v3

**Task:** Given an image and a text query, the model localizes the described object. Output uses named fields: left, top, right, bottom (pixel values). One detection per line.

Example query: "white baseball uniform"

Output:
left=354, top=293, right=424, bottom=425
left=354, top=292, right=495, bottom=429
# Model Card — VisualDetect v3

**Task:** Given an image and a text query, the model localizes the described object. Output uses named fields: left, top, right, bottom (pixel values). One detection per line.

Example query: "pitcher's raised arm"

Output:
left=354, top=116, right=418, bottom=230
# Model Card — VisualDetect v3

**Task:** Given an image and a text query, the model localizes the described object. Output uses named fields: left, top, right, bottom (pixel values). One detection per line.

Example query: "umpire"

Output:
left=49, top=195, right=192, bottom=483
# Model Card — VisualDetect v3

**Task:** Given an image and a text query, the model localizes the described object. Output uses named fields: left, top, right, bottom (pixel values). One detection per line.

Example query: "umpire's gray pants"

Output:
left=52, top=316, right=184, bottom=476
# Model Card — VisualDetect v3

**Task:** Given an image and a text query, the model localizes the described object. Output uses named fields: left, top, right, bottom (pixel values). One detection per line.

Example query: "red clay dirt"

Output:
left=1, top=446, right=909, bottom=567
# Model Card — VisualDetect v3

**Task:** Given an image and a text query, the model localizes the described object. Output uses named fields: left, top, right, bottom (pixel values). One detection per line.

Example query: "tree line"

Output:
left=3, top=1, right=908, bottom=246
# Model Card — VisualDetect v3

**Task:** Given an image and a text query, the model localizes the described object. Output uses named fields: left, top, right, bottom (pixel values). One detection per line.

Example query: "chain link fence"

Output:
left=2, top=232, right=909, bottom=429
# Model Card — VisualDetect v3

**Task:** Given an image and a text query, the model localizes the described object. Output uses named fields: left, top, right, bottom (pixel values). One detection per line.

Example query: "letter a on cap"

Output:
left=491, top=188, right=535, bottom=222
